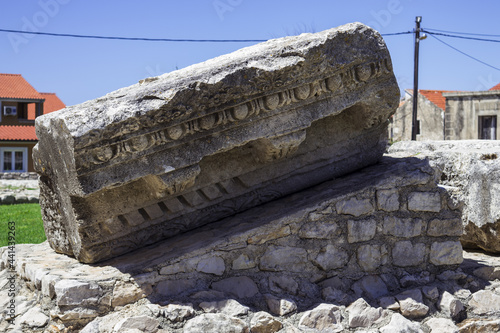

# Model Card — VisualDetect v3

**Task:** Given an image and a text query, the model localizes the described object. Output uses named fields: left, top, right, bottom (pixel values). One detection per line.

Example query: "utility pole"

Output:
left=411, top=16, right=422, bottom=141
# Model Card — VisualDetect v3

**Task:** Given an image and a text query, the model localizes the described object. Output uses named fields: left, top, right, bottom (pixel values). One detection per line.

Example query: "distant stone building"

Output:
left=390, top=84, right=500, bottom=141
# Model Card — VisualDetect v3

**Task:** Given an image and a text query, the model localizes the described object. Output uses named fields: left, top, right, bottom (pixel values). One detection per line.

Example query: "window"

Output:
left=17, top=103, right=28, bottom=120
left=0, top=148, right=28, bottom=172
left=479, top=116, right=497, bottom=140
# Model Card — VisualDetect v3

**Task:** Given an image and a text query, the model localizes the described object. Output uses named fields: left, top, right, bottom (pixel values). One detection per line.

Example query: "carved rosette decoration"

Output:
left=76, top=56, right=393, bottom=176
left=34, top=22, right=400, bottom=263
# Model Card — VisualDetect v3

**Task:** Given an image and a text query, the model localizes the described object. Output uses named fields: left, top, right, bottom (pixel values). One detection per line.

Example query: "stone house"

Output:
left=390, top=84, right=500, bottom=141
left=0, top=74, right=65, bottom=173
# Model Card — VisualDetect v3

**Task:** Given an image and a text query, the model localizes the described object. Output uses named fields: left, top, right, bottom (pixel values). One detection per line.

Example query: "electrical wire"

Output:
left=0, top=28, right=268, bottom=43
left=381, top=31, right=413, bottom=36
left=2, top=26, right=497, bottom=71
left=0, top=27, right=411, bottom=42
left=421, top=29, right=500, bottom=43
left=426, top=32, right=500, bottom=72
left=424, top=27, right=500, bottom=38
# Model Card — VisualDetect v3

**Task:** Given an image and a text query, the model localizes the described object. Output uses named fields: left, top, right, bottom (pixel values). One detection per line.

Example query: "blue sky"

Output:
left=1, top=0, right=500, bottom=106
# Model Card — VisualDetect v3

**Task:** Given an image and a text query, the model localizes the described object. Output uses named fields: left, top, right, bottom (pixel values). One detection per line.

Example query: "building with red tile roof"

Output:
left=0, top=74, right=44, bottom=100
left=391, top=84, right=500, bottom=142
left=418, top=90, right=457, bottom=111
left=0, top=74, right=65, bottom=172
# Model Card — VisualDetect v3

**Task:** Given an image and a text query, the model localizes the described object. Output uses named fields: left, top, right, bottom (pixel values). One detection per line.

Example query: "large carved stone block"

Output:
left=34, top=23, right=399, bottom=263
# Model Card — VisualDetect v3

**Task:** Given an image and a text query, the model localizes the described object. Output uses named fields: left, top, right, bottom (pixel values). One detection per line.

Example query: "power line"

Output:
left=426, top=32, right=500, bottom=72
left=0, top=28, right=268, bottom=43
left=421, top=29, right=500, bottom=43
left=381, top=31, right=413, bottom=36
left=3, top=25, right=498, bottom=71
left=424, top=27, right=500, bottom=38
left=0, top=27, right=411, bottom=43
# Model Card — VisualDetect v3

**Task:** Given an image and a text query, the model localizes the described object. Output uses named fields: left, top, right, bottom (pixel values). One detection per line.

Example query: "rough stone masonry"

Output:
left=389, top=140, right=500, bottom=254
left=34, top=23, right=400, bottom=263
left=0, top=154, right=465, bottom=331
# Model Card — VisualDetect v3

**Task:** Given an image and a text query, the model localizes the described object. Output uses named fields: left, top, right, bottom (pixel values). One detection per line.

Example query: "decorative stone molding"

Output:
left=34, top=23, right=399, bottom=263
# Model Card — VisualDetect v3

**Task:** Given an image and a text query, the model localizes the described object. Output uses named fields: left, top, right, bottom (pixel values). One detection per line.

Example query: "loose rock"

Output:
left=457, top=318, right=500, bottom=333
left=183, top=313, right=249, bottom=333
left=199, top=299, right=249, bottom=317
left=468, top=290, right=500, bottom=315
left=396, top=289, right=429, bottom=319
left=265, top=295, right=297, bottom=316
left=438, top=291, right=464, bottom=319
left=379, top=313, right=422, bottom=333
left=424, top=317, right=458, bottom=333
left=250, top=312, right=283, bottom=333
left=18, top=306, right=49, bottom=328
left=113, top=315, right=159, bottom=333
left=298, top=303, right=343, bottom=332
left=161, top=303, right=195, bottom=322
left=346, top=298, right=382, bottom=328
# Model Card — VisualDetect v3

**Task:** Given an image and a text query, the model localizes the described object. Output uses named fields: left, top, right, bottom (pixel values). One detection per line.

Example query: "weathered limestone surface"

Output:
left=389, top=140, right=500, bottom=253
left=34, top=23, right=399, bottom=263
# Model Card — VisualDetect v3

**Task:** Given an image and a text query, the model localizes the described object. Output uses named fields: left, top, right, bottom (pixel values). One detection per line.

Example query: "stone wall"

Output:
left=0, top=156, right=463, bottom=331
left=389, top=140, right=500, bottom=254
left=0, top=194, right=39, bottom=205
left=0, top=172, right=38, bottom=180
left=131, top=156, right=462, bottom=300
left=0, top=176, right=40, bottom=204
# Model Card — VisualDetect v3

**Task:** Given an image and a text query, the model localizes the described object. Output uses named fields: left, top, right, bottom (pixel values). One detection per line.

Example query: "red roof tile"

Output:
left=0, top=74, right=44, bottom=100
left=419, top=90, right=457, bottom=111
left=0, top=125, right=37, bottom=141
left=40, top=92, right=65, bottom=113
left=489, top=83, right=500, bottom=91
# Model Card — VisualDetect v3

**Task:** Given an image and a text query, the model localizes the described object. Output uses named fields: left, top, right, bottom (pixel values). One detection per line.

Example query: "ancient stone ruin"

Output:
left=389, top=140, right=500, bottom=254
left=1, top=155, right=468, bottom=332
left=34, top=22, right=400, bottom=263
left=6, top=23, right=500, bottom=333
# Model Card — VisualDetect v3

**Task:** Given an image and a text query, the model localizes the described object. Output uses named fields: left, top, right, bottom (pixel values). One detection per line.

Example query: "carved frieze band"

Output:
left=84, top=175, right=251, bottom=245
left=76, top=58, right=393, bottom=172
